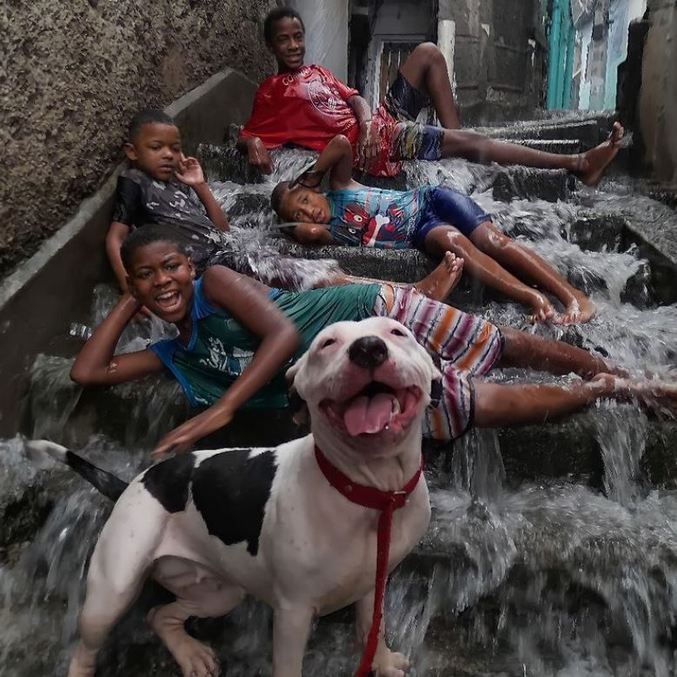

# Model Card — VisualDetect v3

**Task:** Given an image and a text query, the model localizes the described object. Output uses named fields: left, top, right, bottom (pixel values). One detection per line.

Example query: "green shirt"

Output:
left=149, top=279, right=381, bottom=408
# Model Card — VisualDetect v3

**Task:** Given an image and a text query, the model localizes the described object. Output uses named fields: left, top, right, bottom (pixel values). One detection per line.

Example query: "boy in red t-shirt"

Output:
left=238, top=7, right=624, bottom=184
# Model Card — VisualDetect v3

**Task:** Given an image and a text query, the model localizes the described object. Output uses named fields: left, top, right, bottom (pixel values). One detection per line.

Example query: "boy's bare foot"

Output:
left=413, top=252, right=464, bottom=301
left=597, top=374, right=677, bottom=415
left=556, top=293, right=596, bottom=325
left=527, top=292, right=557, bottom=324
left=576, top=122, right=624, bottom=187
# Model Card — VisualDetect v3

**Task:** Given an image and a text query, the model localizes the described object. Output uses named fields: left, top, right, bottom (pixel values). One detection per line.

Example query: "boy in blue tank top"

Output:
left=271, top=135, right=595, bottom=325
left=69, top=225, right=671, bottom=461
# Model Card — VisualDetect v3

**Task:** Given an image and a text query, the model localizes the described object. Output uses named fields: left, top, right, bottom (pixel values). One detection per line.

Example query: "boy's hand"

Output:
left=356, top=119, right=378, bottom=170
left=133, top=305, right=154, bottom=323
left=175, top=154, right=206, bottom=187
left=150, top=408, right=234, bottom=460
left=118, top=291, right=152, bottom=323
left=247, top=137, right=274, bottom=174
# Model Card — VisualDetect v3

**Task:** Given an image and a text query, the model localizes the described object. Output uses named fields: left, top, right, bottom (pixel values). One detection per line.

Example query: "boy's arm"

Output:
left=236, top=135, right=274, bottom=175
left=150, top=266, right=300, bottom=458
left=346, top=94, right=377, bottom=170
left=175, top=155, right=229, bottom=232
left=105, top=222, right=131, bottom=292
left=70, top=294, right=163, bottom=386
left=285, top=222, right=334, bottom=246
left=292, top=135, right=355, bottom=191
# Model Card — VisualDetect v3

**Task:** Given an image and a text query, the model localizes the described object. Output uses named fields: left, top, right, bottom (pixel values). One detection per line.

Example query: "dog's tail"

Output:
left=25, top=440, right=128, bottom=502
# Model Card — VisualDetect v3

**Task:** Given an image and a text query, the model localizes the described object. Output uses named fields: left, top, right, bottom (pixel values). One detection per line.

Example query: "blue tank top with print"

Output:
left=325, top=186, right=429, bottom=248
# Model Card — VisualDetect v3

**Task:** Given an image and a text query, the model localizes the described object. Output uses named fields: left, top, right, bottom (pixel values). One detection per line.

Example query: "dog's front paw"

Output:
left=173, top=635, right=219, bottom=677
left=373, top=648, right=409, bottom=676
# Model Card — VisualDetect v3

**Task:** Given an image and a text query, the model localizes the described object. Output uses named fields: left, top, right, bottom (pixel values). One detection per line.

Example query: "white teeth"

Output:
left=391, top=398, right=401, bottom=415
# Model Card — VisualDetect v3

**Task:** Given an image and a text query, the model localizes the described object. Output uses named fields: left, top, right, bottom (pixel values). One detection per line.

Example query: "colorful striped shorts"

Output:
left=373, top=285, right=504, bottom=440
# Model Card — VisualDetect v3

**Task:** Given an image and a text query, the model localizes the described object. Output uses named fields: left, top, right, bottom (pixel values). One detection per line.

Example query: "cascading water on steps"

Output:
left=1, top=145, right=676, bottom=675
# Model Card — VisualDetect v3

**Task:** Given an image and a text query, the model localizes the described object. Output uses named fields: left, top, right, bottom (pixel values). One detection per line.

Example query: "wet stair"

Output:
left=3, top=113, right=677, bottom=675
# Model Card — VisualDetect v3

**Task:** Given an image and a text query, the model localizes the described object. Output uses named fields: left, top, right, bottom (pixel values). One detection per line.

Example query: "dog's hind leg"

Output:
left=68, top=483, right=169, bottom=677
left=149, top=561, right=246, bottom=677
left=355, top=590, right=410, bottom=677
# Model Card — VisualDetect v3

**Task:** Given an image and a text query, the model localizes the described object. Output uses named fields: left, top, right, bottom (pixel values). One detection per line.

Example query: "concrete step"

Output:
left=200, top=144, right=575, bottom=203
left=490, top=166, right=573, bottom=202
left=491, top=138, right=581, bottom=155
left=475, top=113, right=617, bottom=149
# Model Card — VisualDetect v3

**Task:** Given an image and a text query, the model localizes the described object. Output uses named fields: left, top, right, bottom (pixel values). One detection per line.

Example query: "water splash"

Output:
left=2, top=144, right=677, bottom=675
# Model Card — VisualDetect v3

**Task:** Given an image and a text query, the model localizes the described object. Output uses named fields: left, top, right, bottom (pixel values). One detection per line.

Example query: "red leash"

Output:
left=314, top=446, right=422, bottom=677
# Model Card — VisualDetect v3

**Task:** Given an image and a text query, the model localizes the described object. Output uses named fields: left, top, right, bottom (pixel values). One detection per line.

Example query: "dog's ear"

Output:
left=285, top=353, right=308, bottom=392
left=287, top=385, right=310, bottom=427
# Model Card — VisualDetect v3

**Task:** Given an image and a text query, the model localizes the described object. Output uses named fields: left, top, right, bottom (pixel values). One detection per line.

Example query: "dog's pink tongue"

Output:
left=343, top=393, right=393, bottom=436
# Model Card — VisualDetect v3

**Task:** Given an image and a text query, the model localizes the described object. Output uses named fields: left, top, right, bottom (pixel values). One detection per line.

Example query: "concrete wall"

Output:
left=639, top=0, right=677, bottom=184
left=438, top=0, right=545, bottom=124
left=1, top=0, right=276, bottom=279
left=290, top=0, right=350, bottom=80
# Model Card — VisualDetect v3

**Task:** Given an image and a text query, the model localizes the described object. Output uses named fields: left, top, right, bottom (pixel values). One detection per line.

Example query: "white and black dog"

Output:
left=29, top=317, right=440, bottom=677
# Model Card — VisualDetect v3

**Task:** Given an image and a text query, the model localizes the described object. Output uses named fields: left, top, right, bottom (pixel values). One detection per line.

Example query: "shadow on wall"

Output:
left=1, top=0, right=276, bottom=278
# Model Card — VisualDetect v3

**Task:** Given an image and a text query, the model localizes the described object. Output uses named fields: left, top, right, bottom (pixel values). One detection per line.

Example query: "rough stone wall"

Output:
left=1, top=0, right=277, bottom=277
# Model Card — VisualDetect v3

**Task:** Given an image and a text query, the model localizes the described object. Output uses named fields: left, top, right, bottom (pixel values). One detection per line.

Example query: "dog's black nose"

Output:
left=348, top=336, right=388, bottom=369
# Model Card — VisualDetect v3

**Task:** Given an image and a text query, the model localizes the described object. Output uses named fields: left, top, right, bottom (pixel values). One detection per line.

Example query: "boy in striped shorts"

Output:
left=74, top=226, right=674, bottom=460
left=374, top=283, right=503, bottom=440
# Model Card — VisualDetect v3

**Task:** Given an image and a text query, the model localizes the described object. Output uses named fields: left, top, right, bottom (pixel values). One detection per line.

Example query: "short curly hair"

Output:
left=120, top=224, right=188, bottom=271
left=263, top=6, right=305, bottom=44
left=127, top=109, right=175, bottom=141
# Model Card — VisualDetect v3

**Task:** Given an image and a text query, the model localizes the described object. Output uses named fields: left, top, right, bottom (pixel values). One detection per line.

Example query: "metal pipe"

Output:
left=546, top=0, right=564, bottom=108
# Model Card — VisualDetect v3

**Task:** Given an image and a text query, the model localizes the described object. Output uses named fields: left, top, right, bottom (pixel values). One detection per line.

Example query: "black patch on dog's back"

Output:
left=192, top=449, right=277, bottom=556
left=142, top=454, right=196, bottom=513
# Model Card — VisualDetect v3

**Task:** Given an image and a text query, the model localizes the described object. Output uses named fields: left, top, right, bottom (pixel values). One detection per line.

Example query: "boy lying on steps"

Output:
left=106, top=108, right=462, bottom=305
left=272, top=135, right=596, bottom=324
left=70, top=226, right=676, bottom=460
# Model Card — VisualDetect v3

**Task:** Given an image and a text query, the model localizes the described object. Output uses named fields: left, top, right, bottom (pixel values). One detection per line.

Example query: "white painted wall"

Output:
left=575, top=0, right=646, bottom=110
left=604, top=0, right=647, bottom=109
left=290, top=0, right=349, bottom=80
left=577, top=18, right=593, bottom=109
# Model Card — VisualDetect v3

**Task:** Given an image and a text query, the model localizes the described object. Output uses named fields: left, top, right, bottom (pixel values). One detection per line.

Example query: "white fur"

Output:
left=64, top=317, right=438, bottom=677
left=25, top=439, right=68, bottom=465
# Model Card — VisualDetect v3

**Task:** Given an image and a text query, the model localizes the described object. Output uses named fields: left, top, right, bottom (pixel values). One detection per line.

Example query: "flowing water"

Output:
left=1, top=146, right=676, bottom=675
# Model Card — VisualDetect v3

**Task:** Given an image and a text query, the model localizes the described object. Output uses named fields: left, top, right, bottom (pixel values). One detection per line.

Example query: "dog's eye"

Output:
left=390, top=328, right=406, bottom=337
left=321, top=337, right=336, bottom=349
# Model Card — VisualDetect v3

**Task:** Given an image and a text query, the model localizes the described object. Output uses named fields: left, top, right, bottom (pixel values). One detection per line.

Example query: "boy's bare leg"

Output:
left=323, top=252, right=463, bottom=301
left=470, top=222, right=595, bottom=324
left=499, top=326, right=620, bottom=378
left=473, top=375, right=677, bottom=430
left=439, top=122, right=624, bottom=187
left=424, top=225, right=556, bottom=321
left=398, top=42, right=461, bottom=129
left=412, top=251, right=463, bottom=301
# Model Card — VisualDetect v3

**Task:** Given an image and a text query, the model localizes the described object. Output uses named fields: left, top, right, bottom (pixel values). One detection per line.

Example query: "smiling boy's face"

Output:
left=268, top=16, right=306, bottom=71
left=124, top=123, right=182, bottom=182
left=127, top=241, right=195, bottom=323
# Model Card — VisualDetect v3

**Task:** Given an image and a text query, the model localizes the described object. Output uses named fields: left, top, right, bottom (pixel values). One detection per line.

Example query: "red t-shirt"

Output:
left=239, top=65, right=400, bottom=177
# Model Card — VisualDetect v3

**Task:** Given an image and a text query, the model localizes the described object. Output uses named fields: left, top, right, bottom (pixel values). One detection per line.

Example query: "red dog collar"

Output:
left=314, top=445, right=423, bottom=676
